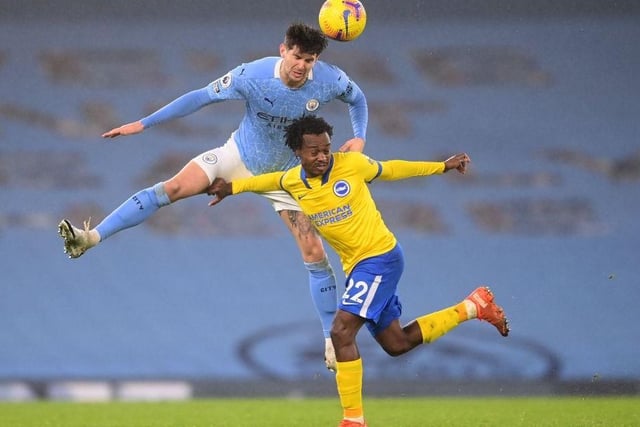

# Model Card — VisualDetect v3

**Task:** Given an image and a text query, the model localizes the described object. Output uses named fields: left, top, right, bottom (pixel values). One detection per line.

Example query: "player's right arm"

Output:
left=102, top=88, right=213, bottom=138
left=207, top=172, right=285, bottom=207
left=102, top=120, right=145, bottom=138
left=231, top=172, right=284, bottom=194
left=103, top=64, right=247, bottom=139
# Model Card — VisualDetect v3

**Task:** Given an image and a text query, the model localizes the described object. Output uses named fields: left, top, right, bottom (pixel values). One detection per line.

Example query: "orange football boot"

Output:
left=466, top=286, right=509, bottom=337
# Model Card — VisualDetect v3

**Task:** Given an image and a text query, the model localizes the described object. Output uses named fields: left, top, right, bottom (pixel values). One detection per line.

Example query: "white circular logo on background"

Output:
left=202, top=153, right=218, bottom=164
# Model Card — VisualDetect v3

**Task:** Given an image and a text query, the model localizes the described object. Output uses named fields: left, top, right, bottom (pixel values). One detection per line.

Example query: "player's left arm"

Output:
left=338, top=78, right=368, bottom=152
left=376, top=153, right=471, bottom=181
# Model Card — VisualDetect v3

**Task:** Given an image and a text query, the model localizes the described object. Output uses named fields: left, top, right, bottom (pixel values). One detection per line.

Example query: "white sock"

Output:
left=464, top=300, right=477, bottom=319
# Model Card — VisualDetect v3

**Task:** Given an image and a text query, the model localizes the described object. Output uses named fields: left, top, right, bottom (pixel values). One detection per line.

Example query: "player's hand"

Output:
left=102, top=121, right=144, bottom=138
left=338, top=137, right=365, bottom=153
left=444, top=153, right=471, bottom=174
left=207, top=178, right=232, bottom=207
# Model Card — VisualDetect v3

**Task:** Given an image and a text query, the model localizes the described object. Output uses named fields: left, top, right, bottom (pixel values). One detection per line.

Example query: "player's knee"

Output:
left=162, top=180, right=182, bottom=201
left=381, top=345, right=405, bottom=358
left=163, top=163, right=210, bottom=201
left=330, top=320, right=354, bottom=347
left=379, top=339, right=411, bottom=357
left=163, top=179, right=198, bottom=202
left=329, top=327, right=345, bottom=346
left=152, top=182, right=171, bottom=207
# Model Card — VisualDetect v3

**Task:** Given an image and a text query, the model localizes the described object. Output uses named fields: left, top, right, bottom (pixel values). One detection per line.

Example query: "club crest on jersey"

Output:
left=306, top=99, right=319, bottom=112
left=220, top=73, right=232, bottom=88
left=202, top=153, right=218, bottom=164
left=333, top=180, right=350, bottom=197
left=212, top=73, right=232, bottom=93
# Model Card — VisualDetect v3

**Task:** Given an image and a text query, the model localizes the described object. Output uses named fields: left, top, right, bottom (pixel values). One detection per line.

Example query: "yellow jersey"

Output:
left=232, top=152, right=445, bottom=274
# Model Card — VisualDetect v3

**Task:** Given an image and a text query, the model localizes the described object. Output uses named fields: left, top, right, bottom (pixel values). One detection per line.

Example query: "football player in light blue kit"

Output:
left=57, top=23, right=368, bottom=371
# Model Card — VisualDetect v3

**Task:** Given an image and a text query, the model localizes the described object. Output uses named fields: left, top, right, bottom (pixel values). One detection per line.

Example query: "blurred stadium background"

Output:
left=1, top=0, right=639, bottom=401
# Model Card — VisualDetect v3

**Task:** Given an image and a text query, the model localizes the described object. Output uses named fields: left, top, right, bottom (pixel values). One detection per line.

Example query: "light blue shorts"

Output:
left=339, top=243, right=405, bottom=337
left=193, top=136, right=300, bottom=212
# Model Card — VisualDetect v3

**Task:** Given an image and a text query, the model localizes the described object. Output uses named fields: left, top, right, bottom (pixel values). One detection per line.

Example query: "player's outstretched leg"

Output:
left=57, top=182, right=171, bottom=259
left=465, top=286, right=510, bottom=336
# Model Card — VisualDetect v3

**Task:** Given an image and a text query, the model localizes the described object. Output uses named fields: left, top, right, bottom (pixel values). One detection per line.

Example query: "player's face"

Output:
left=279, top=44, right=318, bottom=88
left=297, top=133, right=332, bottom=177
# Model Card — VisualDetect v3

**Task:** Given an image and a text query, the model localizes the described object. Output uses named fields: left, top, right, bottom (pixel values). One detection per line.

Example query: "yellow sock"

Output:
left=416, top=302, right=467, bottom=344
left=336, top=358, right=364, bottom=420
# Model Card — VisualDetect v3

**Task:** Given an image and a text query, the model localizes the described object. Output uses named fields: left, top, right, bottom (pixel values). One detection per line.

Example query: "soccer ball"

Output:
left=318, top=0, right=367, bottom=42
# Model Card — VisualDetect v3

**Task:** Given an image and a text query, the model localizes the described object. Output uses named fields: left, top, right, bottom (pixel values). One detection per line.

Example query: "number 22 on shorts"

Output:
left=341, top=275, right=382, bottom=307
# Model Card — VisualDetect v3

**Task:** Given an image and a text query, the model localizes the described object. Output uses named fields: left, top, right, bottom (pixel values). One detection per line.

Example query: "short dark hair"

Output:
left=284, top=22, right=328, bottom=55
left=285, top=115, right=334, bottom=151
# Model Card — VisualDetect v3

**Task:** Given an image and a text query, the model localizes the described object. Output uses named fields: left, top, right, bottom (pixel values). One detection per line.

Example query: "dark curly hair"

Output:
left=285, top=115, right=334, bottom=151
left=284, top=22, right=328, bottom=55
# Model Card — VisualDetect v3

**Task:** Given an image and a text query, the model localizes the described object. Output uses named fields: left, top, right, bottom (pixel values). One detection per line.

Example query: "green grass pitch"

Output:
left=1, top=397, right=639, bottom=426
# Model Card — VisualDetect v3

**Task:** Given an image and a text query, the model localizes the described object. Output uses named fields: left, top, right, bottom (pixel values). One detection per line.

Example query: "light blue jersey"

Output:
left=207, top=57, right=367, bottom=174
left=141, top=56, right=368, bottom=176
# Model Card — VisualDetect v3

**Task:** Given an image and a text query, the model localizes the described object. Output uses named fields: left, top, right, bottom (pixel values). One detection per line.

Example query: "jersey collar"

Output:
left=300, top=155, right=334, bottom=189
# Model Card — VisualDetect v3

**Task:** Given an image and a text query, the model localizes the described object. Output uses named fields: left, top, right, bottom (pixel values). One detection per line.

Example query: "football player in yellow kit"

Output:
left=207, top=115, right=509, bottom=427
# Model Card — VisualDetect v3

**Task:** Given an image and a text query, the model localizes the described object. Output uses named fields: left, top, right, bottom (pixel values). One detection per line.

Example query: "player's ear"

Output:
left=279, top=43, right=286, bottom=57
